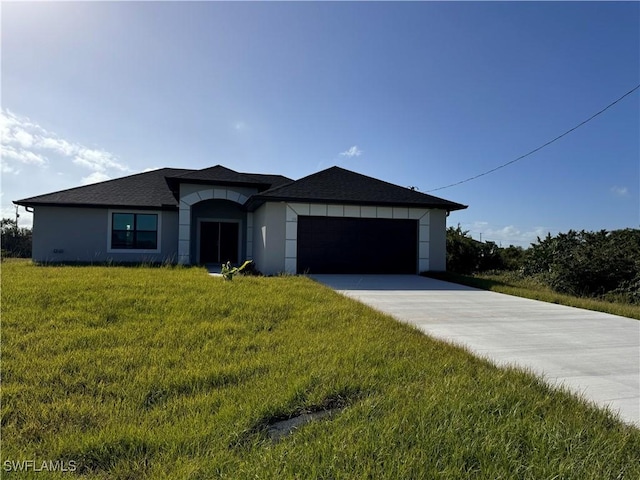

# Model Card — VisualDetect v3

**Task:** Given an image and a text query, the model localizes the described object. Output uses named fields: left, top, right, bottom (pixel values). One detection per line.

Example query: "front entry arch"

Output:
left=178, top=186, right=251, bottom=265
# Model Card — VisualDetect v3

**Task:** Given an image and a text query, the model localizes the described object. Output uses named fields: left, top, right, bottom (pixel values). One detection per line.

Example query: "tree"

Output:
left=446, top=225, right=480, bottom=274
left=446, top=226, right=527, bottom=274
left=1, top=218, right=32, bottom=258
left=499, top=245, right=526, bottom=271
left=476, top=240, right=506, bottom=272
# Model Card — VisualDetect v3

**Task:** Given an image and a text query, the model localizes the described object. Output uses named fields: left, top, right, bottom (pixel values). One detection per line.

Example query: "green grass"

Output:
left=424, top=271, right=640, bottom=320
left=2, top=260, right=639, bottom=479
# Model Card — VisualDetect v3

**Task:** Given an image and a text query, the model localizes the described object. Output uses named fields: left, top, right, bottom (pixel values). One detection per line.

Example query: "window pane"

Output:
left=112, top=231, right=134, bottom=248
left=113, top=213, right=134, bottom=231
left=136, top=214, right=157, bottom=231
left=136, top=231, right=157, bottom=249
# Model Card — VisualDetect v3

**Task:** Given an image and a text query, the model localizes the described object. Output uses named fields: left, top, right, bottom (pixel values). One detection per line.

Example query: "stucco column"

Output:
left=178, top=201, right=191, bottom=265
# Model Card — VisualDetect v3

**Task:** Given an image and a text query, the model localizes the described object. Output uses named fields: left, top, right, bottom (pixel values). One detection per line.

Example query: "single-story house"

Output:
left=14, top=165, right=467, bottom=274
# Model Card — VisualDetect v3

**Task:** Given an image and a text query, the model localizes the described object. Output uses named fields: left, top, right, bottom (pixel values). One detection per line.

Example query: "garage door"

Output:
left=297, top=216, right=418, bottom=274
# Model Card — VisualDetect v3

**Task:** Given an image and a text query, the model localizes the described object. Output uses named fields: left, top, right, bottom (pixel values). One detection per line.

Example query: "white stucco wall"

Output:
left=251, top=202, right=286, bottom=275
left=427, top=209, right=447, bottom=272
left=252, top=201, right=449, bottom=275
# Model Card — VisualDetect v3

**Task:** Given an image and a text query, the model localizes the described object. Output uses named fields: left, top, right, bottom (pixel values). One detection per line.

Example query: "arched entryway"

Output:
left=177, top=186, right=253, bottom=265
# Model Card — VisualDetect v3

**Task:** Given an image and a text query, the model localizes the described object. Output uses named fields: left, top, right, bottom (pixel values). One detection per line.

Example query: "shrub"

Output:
left=523, top=229, right=640, bottom=300
left=446, top=225, right=524, bottom=274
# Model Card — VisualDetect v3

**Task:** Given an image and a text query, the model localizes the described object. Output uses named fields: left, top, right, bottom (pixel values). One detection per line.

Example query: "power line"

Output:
left=427, top=84, right=640, bottom=193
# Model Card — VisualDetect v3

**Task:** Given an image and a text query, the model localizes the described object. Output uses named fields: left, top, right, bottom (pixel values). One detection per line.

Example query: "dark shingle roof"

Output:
left=244, top=173, right=294, bottom=189
left=14, top=165, right=465, bottom=213
left=246, top=166, right=467, bottom=211
left=14, top=168, right=189, bottom=209
left=170, top=165, right=268, bottom=186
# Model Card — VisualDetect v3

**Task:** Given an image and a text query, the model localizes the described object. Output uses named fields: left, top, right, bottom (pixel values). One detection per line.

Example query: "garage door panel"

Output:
left=297, top=216, right=417, bottom=274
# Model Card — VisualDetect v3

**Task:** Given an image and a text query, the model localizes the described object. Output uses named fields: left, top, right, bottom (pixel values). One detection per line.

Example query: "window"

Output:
left=111, top=213, right=158, bottom=249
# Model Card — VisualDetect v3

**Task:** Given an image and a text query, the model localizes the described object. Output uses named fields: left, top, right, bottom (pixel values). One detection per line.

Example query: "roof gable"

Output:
left=170, top=165, right=268, bottom=186
left=244, top=173, right=294, bottom=189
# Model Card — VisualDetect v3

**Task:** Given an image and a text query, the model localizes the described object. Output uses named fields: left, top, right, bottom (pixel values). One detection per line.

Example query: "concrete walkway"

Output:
left=312, top=274, right=640, bottom=427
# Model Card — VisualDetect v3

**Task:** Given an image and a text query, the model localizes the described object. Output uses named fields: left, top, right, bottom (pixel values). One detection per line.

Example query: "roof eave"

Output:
left=246, top=195, right=467, bottom=212
left=13, top=200, right=179, bottom=211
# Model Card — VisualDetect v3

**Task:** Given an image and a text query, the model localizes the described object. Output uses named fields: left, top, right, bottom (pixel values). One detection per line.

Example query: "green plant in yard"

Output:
left=2, top=261, right=639, bottom=479
left=523, top=229, right=640, bottom=301
left=220, top=259, right=253, bottom=280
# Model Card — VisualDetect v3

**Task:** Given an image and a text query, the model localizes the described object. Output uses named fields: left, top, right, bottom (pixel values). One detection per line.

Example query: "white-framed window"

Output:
left=107, top=210, right=162, bottom=253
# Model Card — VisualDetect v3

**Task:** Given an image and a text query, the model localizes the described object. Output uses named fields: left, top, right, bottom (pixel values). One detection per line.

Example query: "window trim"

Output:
left=107, top=209, right=162, bottom=254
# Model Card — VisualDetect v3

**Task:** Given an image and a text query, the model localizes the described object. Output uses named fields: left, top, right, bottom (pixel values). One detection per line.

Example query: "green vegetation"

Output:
left=523, top=229, right=640, bottom=304
left=1, top=218, right=32, bottom=259
left=2, top=261, right=639, bottom=479
left=446, top=226, right=640, bottom=310
left=446, top=225, right=526, bottom=274
left=425, top=270, right=640, bottom=321
left=220, top=260, right=254, bottom=280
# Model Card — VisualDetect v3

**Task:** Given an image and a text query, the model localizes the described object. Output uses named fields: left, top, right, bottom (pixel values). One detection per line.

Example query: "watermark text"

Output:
left=3, top=459, right=77, bottom=473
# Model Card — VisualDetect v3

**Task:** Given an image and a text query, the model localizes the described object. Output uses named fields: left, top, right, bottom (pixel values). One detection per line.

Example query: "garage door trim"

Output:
left=283, top=202, right=432, bottom=273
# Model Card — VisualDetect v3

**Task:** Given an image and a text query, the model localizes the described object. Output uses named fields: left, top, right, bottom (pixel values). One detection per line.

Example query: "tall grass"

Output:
left=2, top=261, right=639, bottom=479
left=425, top=270, right=640, bottom=320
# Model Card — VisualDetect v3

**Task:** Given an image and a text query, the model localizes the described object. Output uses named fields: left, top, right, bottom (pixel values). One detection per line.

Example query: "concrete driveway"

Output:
left=312, top=274, right=640, bottom=427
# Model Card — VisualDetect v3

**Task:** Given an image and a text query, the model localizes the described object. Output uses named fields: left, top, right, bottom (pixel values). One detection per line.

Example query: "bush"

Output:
left=523, top=229, right=640, bottom=301
left=446, top=225, right=480, bottom=274
left=446, top=225, right=524, bottom=274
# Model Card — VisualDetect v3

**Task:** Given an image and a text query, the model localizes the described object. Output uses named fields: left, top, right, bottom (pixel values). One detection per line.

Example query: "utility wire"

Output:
left=427, top=84, right=640, bottom=193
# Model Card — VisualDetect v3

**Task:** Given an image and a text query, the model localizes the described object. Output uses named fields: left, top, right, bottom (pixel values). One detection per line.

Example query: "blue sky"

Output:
left=2, top=1, right=638, bottom=247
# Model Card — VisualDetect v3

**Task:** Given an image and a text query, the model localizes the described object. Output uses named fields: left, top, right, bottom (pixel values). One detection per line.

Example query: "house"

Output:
left=13, top=165, right=467, bottom=274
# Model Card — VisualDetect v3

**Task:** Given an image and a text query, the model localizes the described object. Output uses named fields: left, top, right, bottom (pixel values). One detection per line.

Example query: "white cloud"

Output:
left=13, top=128, right=35, bottom=148
left=38, top=136, right=76, bottom=156
left=0, top=108, right=130, bottom=177
left=81, top=171, right=111, bottom=185
left=73, top=147, right=128, bottom=172
left=1, top=109, right=132, bottom=229
left=1, top=144, right=47, bottom=165
left=1, top=162, right=19, bottom=174
left=465, top=221, right=551, bottom=247
left=0, top=206, right=18, bottom=221
left=340, top=145, right=362, bottom=158
left=611, top=186, right=628, bottom=197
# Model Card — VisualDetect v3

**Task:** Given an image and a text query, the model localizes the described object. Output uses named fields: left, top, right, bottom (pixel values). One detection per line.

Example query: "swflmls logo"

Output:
left=3, top=459, right=78, bottom=472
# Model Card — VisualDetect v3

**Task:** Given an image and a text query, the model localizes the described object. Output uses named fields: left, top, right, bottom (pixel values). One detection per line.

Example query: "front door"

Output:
left=200, top=221, right=239, bottom=264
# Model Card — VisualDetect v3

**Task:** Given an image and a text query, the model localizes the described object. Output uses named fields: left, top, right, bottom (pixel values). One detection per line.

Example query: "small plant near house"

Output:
left=220, top=260, right=253, bottom=280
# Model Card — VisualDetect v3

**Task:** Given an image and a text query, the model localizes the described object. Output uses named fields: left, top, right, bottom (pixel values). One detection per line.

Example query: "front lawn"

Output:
left=2, top=261, right=639, bottom=479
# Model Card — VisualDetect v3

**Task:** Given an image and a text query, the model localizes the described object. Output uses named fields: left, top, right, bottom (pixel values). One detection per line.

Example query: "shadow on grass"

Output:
left=421, top=271, right=512, bottom=291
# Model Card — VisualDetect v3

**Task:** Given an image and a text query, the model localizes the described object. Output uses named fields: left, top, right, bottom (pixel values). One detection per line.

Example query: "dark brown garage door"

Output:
left=297, top=216, right=418, bottom=274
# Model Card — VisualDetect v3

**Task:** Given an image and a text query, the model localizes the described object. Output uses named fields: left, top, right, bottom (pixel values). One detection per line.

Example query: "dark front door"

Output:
left=200, top=221, right=239, bottom=264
